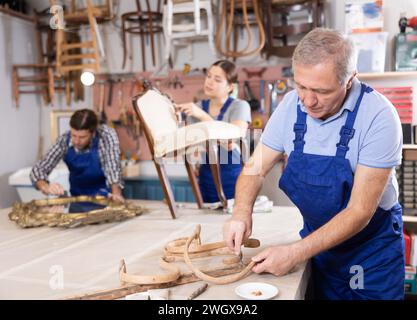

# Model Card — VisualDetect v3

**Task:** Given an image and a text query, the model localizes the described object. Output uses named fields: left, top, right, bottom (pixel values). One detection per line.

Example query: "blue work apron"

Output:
left=64, top=133, right=110, bottom=197
left=279, top=83, right=405, bottom=300
left=198, top=97, right=242, bottom=203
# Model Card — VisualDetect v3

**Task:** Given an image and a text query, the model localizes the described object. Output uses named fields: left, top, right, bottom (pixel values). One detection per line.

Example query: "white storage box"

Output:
left=349, top=32, right=388, bottom=73
left=9, top=163, right=70, bottom=202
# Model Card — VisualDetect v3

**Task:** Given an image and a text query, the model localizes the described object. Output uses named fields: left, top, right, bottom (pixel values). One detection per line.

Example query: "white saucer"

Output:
left=235, top=282, right=279, bottom=300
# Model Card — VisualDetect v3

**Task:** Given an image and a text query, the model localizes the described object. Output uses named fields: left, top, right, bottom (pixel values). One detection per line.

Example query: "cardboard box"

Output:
left=122, top=163, right=140, bottom=178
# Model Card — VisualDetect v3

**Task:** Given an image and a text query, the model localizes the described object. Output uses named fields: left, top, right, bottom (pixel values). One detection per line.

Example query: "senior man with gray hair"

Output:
left=223, top=28, right=404, bottom=299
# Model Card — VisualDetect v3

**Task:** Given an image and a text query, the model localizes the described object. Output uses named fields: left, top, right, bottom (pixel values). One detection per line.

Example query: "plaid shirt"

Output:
left=30, top=125, right=123, bottom=189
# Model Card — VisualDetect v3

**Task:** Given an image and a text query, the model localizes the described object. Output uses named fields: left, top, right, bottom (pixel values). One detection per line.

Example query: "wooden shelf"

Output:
left=0, top=6, right=34, bottom=23
left=403, top=144, right=417, bottom=149
left=404, top=216, right=417, bottom=223
left=357, top=71, right=417, bottom=80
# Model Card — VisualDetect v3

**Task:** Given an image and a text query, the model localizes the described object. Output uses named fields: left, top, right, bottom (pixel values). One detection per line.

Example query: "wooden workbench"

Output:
left=0, top=200, right=310, bottom=300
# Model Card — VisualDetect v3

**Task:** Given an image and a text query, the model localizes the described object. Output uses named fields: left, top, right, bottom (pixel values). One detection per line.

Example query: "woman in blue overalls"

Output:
left=176, top=60, right=251, bottom=203
left=223, top=28, right=404, bottom=300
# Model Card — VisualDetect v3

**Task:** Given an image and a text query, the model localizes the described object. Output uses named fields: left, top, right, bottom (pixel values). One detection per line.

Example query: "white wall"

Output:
left=0, top=10, right=91, bottom=209
left=0, top=13, right=46, bottom=208
left=2, top=0, right=416, bottom=208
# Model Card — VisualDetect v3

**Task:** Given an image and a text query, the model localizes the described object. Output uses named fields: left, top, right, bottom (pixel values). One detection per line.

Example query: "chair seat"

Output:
left=171, top=24, right=197, bottom=32
left=271, top=0, right=309, bottom=5
left=154, top=121, right=244, bottom=158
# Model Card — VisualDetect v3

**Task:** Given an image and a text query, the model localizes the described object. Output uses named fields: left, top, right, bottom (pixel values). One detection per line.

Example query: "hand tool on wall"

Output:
left=396, top=15, right=417, bottom=71
left=269, top=80, right=279, bottom=117
left=244, top=80, right=260, bottom=112
left=96, top=79, right=107, bottom=124
left=107, top=78, right=115, bottom=107
left=259, top=79, right=265, bottom=114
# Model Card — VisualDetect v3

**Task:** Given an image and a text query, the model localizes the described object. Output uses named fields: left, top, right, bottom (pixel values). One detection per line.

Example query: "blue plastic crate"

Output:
left=123, top=177, right=196, bottom=202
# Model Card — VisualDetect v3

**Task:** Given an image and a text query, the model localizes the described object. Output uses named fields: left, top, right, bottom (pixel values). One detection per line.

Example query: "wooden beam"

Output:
left=0, top=6, right=35, bottom=23
left=60, top=53, right=97, bottom=62
left=60, top=63, right=98, bottom=73
left=61, top=41, right=94, bottom=51
left=67, top=263, right=247, bottom=300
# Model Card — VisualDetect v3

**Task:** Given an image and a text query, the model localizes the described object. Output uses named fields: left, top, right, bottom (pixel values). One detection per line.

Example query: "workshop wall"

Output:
left=0, top=14, right=47, bottom=208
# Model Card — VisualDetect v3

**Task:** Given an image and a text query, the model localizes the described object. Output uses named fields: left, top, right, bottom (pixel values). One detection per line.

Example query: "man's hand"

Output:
left=223, top=215, right=253, bottom=255
left=108, top=193, right=125, bottom=202
left=37, top=180, right=65, bottom=196
left=175, top=103, right=208, bottom=121
left=251, top=245, right=300, bottom=277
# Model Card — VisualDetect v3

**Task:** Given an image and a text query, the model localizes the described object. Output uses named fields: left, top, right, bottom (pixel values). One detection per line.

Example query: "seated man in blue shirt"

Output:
left=223, top=28, right=404, bottom=299
left=30, top=109, right=124, bottom=202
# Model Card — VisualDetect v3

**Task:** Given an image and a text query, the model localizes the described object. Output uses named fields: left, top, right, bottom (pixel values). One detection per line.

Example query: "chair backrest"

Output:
left=134, top=89, right=179, bottom=143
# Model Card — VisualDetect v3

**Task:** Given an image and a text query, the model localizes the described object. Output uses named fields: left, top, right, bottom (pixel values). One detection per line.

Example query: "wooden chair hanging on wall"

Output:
left=163, top=0, right=216, bottom=66
left=121, top=0, right=164, bottom=71
left=11, top=4, right=87, bottom=107
left=261, top=0, right=325, bottom=58
left=63, top=0, right=114, bottom=24
left=12, top=64, right=55, bottom=108
left=34, top=7, right=84, bottom=106
left=51, top=0, right=102, bottom=76
left=215, top=0, right=265, bottom=59
left=12, top=9, right=67, bottom=107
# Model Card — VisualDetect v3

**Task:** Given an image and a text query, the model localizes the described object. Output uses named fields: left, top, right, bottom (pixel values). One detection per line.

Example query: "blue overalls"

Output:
left=64, top=133, right=110, bottom=197
left=279, top=83, right=405, bottom=299
left=198, top=97, right=243, bottom=203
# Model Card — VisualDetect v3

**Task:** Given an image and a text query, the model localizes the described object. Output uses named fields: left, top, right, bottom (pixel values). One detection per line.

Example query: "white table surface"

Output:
left=0, top=200, right=310, bottom=300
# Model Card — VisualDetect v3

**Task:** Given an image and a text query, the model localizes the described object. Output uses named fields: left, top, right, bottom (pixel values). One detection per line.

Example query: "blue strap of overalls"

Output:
left=202, top=96, right=234, bottom=121
left=293, top=101, right=307, bottom=153
left=293, top=83, right=373, bottom=157
left=335, top=83, right=373, bottom=158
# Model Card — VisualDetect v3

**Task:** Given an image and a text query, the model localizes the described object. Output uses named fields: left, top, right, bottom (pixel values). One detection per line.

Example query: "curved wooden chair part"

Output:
left=119, top=258, right=181, bottom=285
left=183, top=225, right=258, bottom=285
left=215, top=0, right=265, bottom=59
left=119, top=224, right=260, bottom=286
left=165, top=236, right=260, bottom=255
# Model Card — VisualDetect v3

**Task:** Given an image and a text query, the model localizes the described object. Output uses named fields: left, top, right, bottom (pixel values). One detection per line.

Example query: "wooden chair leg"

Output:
left=65, top=78, right=71, bottom=106
left=12, top=67, right=19, bottom=108
left=239, top=138, right=249, bottom=166
left=48, top=67, right=55, bottom=105
left=207, top=141, right=227, bottom=208
left=140, top=30, right=146, bottom=71
left=184, top=155, right=203, bottom=209
left=232, top=22, right=239, bottom=62
left=148, top=13, right=157, bottom=66
left=153, top=158, right=177, bottom=219
left=122, top=18, right=128, bottom=69
left=263, top=0, right=273, bottom=58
